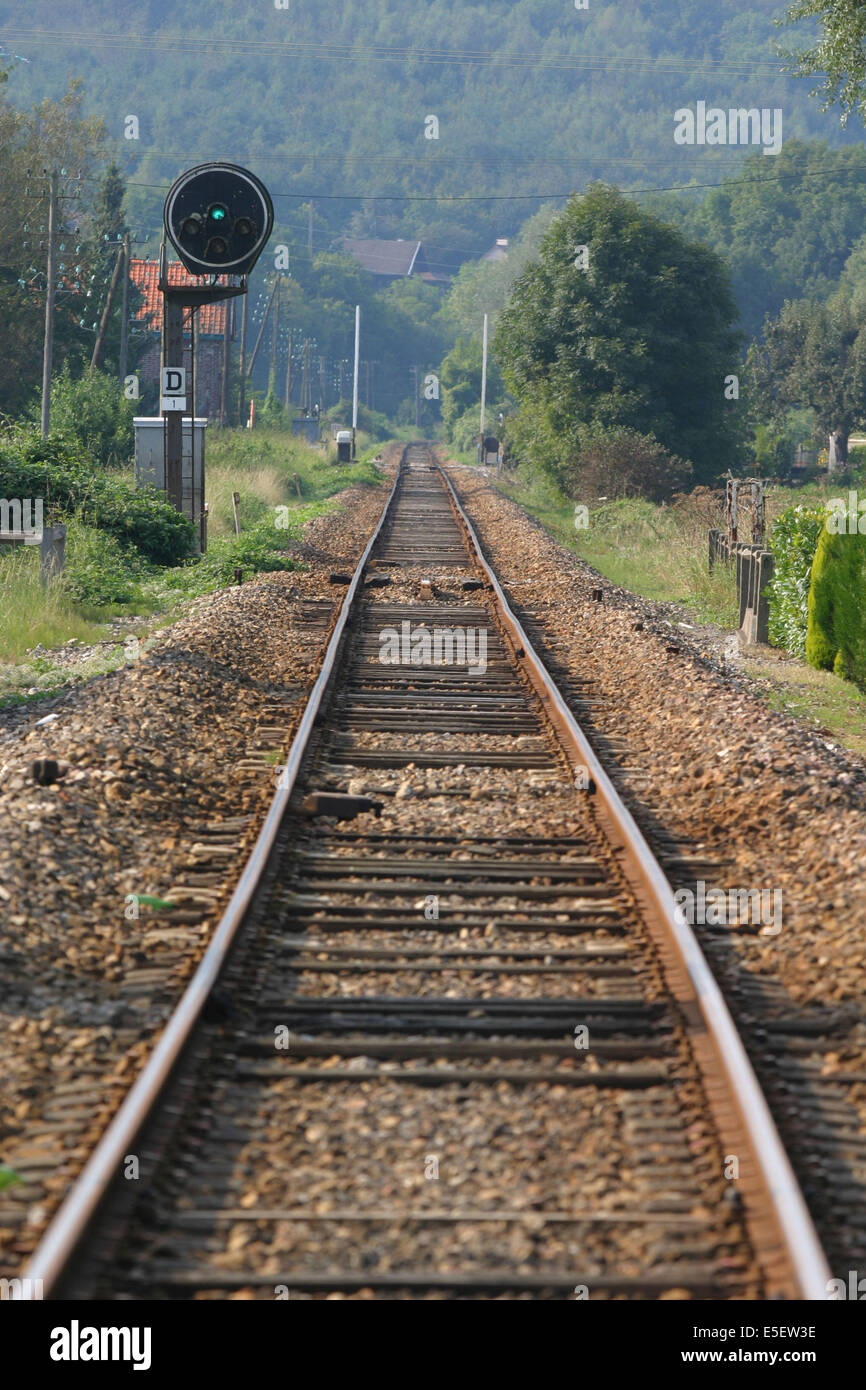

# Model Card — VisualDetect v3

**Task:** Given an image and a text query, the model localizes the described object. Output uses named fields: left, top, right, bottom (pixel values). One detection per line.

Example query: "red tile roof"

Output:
left=130, top=259, right=229, bottom=336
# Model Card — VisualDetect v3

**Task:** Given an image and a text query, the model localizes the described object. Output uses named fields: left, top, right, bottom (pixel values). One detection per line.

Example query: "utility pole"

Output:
left=269, top=277, right=280, bottom=396
left=411, top=365, right=420, bottom=430
left=40, top=169, right=58, bottom=437
left=247, top=273, right=279, bottom=377
left=479, top=311, right=489, bottom=461
left=285, top=325, right=293, bottom=409
left=238, top=292, right=248, bottom=425
left=301, top=338, right=310, bottom=416
left=118, top=232, right=130, bottom=386
left=308, top=201, right=313, bottom=260
left=352, top=304, right=360, bottom=457
left=91, top=242, right=125, bottom=372
left=319, top=354, right=326, bottom=411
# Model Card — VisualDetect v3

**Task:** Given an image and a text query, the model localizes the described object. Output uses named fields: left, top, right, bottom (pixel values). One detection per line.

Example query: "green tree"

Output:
left=439, top=336, right=503, bottom=440
left=748, top=294, right=866, bottom=467
left=780, top=2, right=866, bottom=126
left=495, top=185, right=744, bottom=488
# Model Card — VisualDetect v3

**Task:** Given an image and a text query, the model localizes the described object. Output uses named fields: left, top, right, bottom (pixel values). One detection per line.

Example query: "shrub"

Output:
left=165, top=520, right=299, bottom=596
left=0, top=426, right=194, bottom=565
left=44, top=364, right=136, bottom=468
left=566, top=426, right=693, bottom=504
left=806, top=522, right=866, bottom=687
left=766, top=505, right=827, bottom=657
left=63, top=519, right=146, bottom=607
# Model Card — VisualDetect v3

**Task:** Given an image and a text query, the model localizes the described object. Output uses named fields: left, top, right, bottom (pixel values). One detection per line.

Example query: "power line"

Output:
left=1, top=28, right=798, bottom=78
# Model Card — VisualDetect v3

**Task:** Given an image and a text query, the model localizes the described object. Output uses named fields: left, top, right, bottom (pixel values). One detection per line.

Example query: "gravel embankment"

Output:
left=446, top=460, right=866, bottom=1277
left=0, top=473, right=390, bottom=1277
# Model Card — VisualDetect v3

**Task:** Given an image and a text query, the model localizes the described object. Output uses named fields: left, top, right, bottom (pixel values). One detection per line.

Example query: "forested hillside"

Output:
left=0, top=0, right=854, bottom=266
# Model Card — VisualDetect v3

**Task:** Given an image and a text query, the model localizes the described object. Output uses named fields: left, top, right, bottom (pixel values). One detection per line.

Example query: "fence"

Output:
left=709, top=530, right=774, bottom=646
left=0, top=524, right=66, bottom=581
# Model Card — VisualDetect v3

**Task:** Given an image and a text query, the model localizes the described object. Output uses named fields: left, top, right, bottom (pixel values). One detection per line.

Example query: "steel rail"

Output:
left=14, top=458, right=404, bottom=1300
left=16, top=445, right=832, bottom=1301
left=437, top=461, right=832, bottom=1301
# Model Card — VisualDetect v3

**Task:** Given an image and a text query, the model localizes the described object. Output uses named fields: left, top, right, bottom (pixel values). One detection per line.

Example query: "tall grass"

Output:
left=0, top=546, right=104, bottom=664
left=498, top=470, right=739, bottom=626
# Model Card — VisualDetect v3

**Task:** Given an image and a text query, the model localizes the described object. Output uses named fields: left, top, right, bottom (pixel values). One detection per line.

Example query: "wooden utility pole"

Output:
left=40, top=169, right=58, bottom=437
left=118, top=232, right=130, bottom=386
left=238, top=292, right=248, bottom=424
left=91, top=242, right=125, bottom=371
left=247, top=274, right=279, bottom=377
left=301, top=338, right=310, bottom=415
left=319, top=355, right=326, bottom=411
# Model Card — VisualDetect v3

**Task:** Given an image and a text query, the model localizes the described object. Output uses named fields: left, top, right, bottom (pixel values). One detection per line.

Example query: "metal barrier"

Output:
left=709, top=529, right=774, bottom=645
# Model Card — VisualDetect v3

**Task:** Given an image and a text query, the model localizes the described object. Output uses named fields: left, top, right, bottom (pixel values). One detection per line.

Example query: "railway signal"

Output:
left=157, top=163, right=273, bottom=544
left=163, top=163, right=274, bottom=278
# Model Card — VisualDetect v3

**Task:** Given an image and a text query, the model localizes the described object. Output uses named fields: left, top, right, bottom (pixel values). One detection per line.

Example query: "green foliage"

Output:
left=652, top=142, right=866, bottom=341
left=63, top=517, right=145, bottom=607
left=165, top=518, right=302, bottom=596
left=779, top=2, right=866, bottom=128
left=0, top=426, right=194, bottom=564
left=767, top=504, right=827, bottom=656
left=806, top=522, right=866, bottom=687
left=44, top=363, right=136, bottom=467
left=0, top=1166, right=22, bottom=1191
left=439, top=337, right=504, bottom=440
left=496, top=186, right=744, bottom=489
left=564, top=425, right=693, bottom=504
left=748, top=293, right=866, bottom=443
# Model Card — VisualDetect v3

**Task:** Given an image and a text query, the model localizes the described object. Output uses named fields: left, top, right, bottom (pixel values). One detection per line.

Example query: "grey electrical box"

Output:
left=134, top=417, right=208, bottom=552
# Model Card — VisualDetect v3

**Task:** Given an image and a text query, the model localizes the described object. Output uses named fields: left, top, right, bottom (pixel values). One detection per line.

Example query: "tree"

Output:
left=748, top=294, right=866, bottom=468
left=495, top=185, right=744, bottom=488
left=650, top=141, right=866, bottom=341
left=0, top=80, right=106, bottom=414
left=780, top=2, right=866, bottom=126
left=439, top=336, right=503, bottom=440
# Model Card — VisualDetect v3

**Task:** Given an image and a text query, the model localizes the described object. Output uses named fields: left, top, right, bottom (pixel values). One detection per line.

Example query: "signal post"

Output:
left=159, top=163, right=274, bottom=526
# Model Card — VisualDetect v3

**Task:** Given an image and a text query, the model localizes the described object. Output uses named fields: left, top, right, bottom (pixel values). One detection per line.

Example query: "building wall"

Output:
left=138, top=337, right=225, bottom=420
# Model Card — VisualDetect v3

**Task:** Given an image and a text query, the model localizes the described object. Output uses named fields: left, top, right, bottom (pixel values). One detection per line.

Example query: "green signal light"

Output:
left=208, top=204, right=228, bottom=222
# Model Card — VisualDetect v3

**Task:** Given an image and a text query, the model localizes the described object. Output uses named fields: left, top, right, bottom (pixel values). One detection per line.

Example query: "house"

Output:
left=481, top=238, right=509, bottom=263
left=128, top=258, right=231, bottom=419
left=339, top=238, right=427, bottom=283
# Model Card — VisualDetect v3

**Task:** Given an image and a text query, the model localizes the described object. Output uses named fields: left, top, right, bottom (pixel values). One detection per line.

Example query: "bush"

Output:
left=63, top=519, right=146, bottom=607
left=566, top=426, right=693, bottom=504
left=806, top=522, right=866, bottom=687
left=44, top=364, right=136, bottom=468
left=766, top=504, right=826, bottom=657
left=165, top=519, right=299, bottom=596
left=0, top=426, right=195, bottom=565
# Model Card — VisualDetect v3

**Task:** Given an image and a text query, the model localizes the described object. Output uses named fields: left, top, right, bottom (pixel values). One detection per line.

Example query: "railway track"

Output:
left=18, top=443, right=830, bottom=1301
